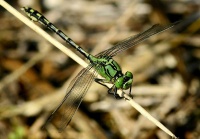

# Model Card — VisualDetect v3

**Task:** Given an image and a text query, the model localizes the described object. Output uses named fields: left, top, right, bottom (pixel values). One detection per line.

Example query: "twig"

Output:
left=124, top=93, right=177, bottom=139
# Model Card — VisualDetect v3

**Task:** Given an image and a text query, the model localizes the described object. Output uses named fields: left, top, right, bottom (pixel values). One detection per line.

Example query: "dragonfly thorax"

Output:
left=90, top=56, right=122, bottom=80
left=90, top=55, right=133, bottom=90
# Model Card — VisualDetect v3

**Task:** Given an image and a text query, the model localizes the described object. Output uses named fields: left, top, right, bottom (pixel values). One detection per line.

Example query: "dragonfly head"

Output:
left=115, top=71, right=133, bottom=90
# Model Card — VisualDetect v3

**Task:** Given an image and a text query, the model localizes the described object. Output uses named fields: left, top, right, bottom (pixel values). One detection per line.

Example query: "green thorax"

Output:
left=88, top=55, right=122, bottom=82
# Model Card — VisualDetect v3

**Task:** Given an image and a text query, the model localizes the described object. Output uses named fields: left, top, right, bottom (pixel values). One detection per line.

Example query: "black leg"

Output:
left=94, top=78, right=110, bottom=89
left=128, top=87, right=133, bottom=99
left=95, top=78, right=123, bottom=99
left=108, top=86, right=123, bottom=99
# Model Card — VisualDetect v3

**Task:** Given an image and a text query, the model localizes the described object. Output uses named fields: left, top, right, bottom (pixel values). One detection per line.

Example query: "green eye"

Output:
left=123, top=79, right=133, bottom=90
left=125, top=71, right=133, bottom=78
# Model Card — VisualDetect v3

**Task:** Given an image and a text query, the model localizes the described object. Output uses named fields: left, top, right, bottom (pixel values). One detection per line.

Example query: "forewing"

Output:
left=43, top=64, right=97, bottom=131
left=96, top=22, right=179, bottom=58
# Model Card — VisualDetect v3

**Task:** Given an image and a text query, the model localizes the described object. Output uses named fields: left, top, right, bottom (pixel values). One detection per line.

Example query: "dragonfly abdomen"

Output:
left=21, top=7, right=90, bottom=59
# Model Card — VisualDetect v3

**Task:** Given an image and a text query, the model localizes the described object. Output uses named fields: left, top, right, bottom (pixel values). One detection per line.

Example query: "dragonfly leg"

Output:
left=95, top=78, right=123, bottom=99
left=129, top=87, right=133, bottom=99
left=94, top=78, right=111, bottom=89
left=108, top=86, right=123, bottom=99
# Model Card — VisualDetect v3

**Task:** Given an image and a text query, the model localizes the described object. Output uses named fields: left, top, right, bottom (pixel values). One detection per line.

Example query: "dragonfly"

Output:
left=21, top=7, right=178, bottom=131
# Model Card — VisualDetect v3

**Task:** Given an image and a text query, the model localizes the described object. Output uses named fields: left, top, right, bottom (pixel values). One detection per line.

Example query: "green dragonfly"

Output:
left=22, top=7, right=178, bottom=131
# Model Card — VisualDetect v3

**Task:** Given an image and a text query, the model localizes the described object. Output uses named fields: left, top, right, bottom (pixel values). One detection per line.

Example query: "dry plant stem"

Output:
left=0, top=1, right=177, bottom=138
left=124, top=94, right=177, bottom=139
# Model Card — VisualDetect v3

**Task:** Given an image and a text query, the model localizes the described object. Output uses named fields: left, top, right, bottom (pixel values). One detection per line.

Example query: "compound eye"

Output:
left=123, top=78, right=133, bottom=90
left=122, top=71, right=133, bottom=90
left=125, top=71, right=133, bottom=79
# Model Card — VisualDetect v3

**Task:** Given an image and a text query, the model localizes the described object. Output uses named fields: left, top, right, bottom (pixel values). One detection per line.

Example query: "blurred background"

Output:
left=0, top=0, right=200, bottom=139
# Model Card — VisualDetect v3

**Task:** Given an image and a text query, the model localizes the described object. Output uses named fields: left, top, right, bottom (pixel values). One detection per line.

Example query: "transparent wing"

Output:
left=43, top=64, right=97, bottom=131
left=96, top=22, right=179, bottom=58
